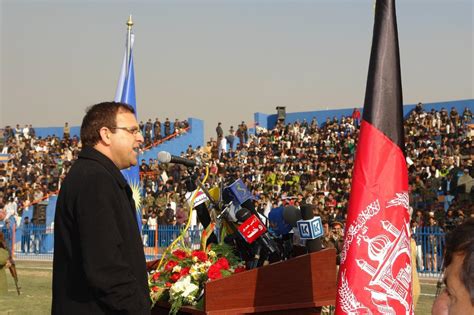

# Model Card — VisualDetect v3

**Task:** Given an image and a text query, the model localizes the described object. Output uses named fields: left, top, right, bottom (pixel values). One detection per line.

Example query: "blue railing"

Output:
left=8, top=224, right=206, bottom=262
left=6, top=224, right=446, bottom=277
left=412, top=226, right=445, bottom=277
left=142, top=225, right=205, bottom=260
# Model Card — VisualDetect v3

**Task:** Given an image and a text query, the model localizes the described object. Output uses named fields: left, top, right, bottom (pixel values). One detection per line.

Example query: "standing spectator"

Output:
left=63, top=122, right=70, bottom=140
left=164, top=203, right=175, bottom=224
left=241, top=121, right=249, bottom=144
left=226, top=126, right=235, bottom=150
left=216, top=122, right=223, bottom=139
left=164, top=118, right=171, bottom=137
left=410, top=219, right=424, bottom=271
left=462, top=107, right=472, bottom=124
left=21, top=216, right=31, bottom=253
left=236, top=123, right=244, bottom=148
left=147, top=211, right=157, bottom=247
left=153, top=118, right=161, bottom=142
left=424, top=216, right=443, bottom=272
left=22, top=124, right=30, bottom=140
left=31, top=218, right=42, bottom=254
left=144, top=119, right=153, bottom=146
left=351, top=108, right=361, bottom=128
left=14, top=124, right=22, bottom=142
left=173, top=119, right=181, bottom=135
left=29, top=124, right=36, bottom=138
left=52, top=102, right=150, bottom=314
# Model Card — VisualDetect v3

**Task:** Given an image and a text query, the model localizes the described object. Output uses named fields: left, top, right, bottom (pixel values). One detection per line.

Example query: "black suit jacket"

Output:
left=52, top=146, right=150, bottom=314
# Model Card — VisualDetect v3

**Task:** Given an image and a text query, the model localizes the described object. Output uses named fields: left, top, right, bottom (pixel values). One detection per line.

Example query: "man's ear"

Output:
left=98, top=127, right=112, bottom=145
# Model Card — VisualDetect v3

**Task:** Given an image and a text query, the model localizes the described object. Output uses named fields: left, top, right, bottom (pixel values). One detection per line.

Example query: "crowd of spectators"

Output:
left=139, top=117, right=189, bottom=148
left=0, top=117, right=188, bottom=227
left=140, top=105, right=473, bottom=235
left=1, top=106, right=473, bottom=260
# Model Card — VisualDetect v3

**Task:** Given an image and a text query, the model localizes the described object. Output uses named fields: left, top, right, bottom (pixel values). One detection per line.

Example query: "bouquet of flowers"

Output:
left=149, top=243, right=246, bottom=315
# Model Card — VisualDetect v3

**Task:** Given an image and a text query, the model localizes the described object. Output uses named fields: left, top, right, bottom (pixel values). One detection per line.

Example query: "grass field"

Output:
left=1, top=261, right=440, bottom=314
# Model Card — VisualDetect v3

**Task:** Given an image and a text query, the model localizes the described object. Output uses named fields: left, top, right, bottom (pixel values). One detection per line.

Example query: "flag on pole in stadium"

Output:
left=114, top=17, right=142, bottom=231
left=335, top=1, right=413, bottom=314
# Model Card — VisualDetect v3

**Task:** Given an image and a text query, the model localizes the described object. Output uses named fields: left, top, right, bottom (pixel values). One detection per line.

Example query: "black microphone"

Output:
left=235, top=208, right=279, bottom=256
left=300, top=204, right=322, bottom=253
left=185, top=176, right=218, bottom=245
left=283, top=205, right=302, bottom=227
left=157, top=151, right=200, bottom=168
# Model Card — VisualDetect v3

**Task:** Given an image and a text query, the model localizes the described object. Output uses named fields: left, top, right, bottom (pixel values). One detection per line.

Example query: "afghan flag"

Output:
left=335, top=1, right=413, bottom=314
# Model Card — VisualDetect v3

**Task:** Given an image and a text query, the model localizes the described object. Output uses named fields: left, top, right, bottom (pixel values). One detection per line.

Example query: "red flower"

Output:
left=172, top=249, right=188, bottom=259
left=180, top=267, right=190, bottom=276
left=165, top=282, right=172, bottom=288
left=216, top=257, right=229, bottom=270
left=170, top=273, right=181, bottom=282
left=207, top=264, right=222, bottom=280
left=152, top=286, right=160, bottom=292
left=192, top=250, right=207, bottom=262
left=234, top=266, right=246, bottom=273
left=152, top=272, right=161, bottom=281
left=165, top=260, right=178, bottom=271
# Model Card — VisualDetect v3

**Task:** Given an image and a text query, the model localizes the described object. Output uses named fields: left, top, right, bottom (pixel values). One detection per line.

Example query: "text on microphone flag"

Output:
left=297, top=216, right=323, bottom=240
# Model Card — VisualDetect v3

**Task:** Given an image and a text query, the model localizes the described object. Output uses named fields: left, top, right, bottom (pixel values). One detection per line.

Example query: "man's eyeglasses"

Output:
left=110, top=126, right=142, bottom=136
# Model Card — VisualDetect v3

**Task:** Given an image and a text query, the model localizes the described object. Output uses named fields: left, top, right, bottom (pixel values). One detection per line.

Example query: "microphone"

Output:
left=236, top=208, right=279, bottom=255
left=268, top=206, right=297, bottom=260
left=268, top=206, right=293, bottom=236
left=298, top=204, right=323, bottom=253
left=268, top=205, right=302, bottom=235
left=282, top=205, right=302, bottom=227
left=157, top=151, right=200, bottom=168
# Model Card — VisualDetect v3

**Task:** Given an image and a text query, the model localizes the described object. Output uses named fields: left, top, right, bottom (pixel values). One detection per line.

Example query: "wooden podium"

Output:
left=152, top=249, right=337, bottom=315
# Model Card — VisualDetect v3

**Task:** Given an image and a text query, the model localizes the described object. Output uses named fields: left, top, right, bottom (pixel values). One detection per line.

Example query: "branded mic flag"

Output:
left=335, top=1, right=413, bottom=314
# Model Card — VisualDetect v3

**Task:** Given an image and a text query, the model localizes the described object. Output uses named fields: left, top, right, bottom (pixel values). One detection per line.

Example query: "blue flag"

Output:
left=115, top=33, right=142, bottom=231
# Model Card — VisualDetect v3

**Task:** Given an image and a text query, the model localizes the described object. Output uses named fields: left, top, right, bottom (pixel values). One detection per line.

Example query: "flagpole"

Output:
left=126, top=15, right=133, bottom=76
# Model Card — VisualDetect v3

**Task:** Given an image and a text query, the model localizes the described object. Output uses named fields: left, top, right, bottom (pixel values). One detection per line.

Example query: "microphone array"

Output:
left=157, top=150, right=325, bottom=269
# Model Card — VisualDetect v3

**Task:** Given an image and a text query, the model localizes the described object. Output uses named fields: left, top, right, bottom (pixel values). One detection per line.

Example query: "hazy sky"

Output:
left=1, top=0, right=473, bottom=139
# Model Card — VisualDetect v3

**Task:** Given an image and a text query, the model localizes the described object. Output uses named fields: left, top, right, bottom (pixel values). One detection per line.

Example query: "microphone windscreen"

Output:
left=268, top=206, right=293, bottom=235
left=235, top=208, right=252, bottom=223
left=157, top=151, right=171, bottom=163
left=283, top=206, right=301, bottom=227
left=300, top=204, right=315, bottom=220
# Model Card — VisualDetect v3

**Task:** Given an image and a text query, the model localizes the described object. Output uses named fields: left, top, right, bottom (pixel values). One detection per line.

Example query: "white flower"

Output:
left=208, top=250, right=216, bottom=258
left=170, top=276, right=199, bottom=300
left=182, top=282, right=198, bottom=298
left=172, top=265, right=182, bottom=273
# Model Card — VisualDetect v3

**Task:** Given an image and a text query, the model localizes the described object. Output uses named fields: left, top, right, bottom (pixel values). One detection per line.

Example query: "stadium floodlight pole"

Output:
left=126, top=15, right=133, bottom=76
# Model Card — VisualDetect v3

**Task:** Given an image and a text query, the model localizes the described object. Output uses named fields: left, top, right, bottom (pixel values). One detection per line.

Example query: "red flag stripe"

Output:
left=336, top=121, right=412, bottom=314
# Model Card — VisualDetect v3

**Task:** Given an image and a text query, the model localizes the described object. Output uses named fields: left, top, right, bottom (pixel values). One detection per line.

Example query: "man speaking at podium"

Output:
left=52, top=102, right=151, bottom=314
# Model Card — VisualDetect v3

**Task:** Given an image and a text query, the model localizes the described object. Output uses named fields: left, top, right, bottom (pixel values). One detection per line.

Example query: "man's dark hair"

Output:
left=444, top=218, right=474, bottom=304
left=80, top=102, right=135, bottom=147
